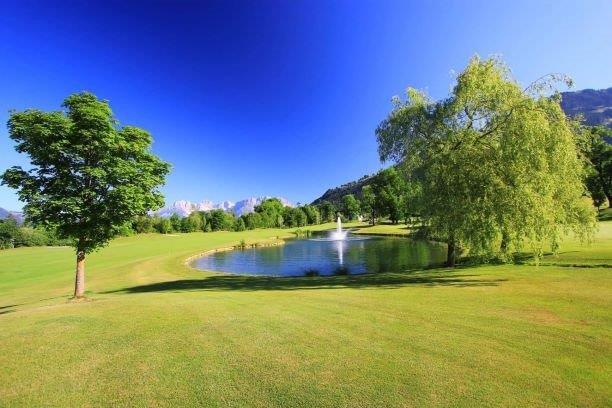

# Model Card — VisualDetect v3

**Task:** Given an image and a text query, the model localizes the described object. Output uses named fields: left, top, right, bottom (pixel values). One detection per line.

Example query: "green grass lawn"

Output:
left=1, top=222, right=610, bottom=407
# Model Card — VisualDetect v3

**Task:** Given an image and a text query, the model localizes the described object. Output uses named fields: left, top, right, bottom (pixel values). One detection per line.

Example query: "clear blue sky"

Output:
left=1, top=0, right=611, bottom=210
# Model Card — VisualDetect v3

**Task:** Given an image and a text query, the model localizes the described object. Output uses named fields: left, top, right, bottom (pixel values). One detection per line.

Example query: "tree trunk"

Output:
left=607, top=193, right=612, bottom=208
left=446, top=237, right=456, bottom=267
left=500, top=230, right=509, bottom=254
left=74, top=250, right=85, bottom=298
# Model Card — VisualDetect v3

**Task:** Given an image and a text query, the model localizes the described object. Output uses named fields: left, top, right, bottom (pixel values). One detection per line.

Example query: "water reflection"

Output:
left=192, top=236, right=446, bottom=277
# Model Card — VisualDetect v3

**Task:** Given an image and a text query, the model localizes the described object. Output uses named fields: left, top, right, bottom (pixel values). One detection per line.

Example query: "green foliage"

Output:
left=342, top=194, right=361, bottom=220
left=282, top=207, right=308, bottom=228
left=169, top=214, right=182, bottom=232
left=133, top=215, right=155, bottom=233
left=318, top=201, right=336, bottom=223
left=360, top=185, right=376, bottom=225
left=180, top=212, right=203, bottom=233
left=0, top=218, right=71, bottom=249
left=580, top=126, right=612, bottom=208
left=371, top=168, right=406, bottom=224
left=208, top=210, right=236, bottom=231
left=1, top=92, right=170, bottom=254
left=234, top=217, right=246, bottom=232
left=0, top=219, right=20, bottom=249
left=155, top=218, right=173, bottom=234
left=376, top=56, right=596, bottom=263
left=243, top=212, right=263, bottom=230
left=302, top=205, right=321, bottom=225
left=255, top=198, right=285, bottom=228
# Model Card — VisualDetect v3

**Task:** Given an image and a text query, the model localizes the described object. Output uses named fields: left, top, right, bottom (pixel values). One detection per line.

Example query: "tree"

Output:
left=318, top=201, right=336, bottom=223
left=243, top=212, right=263, bottom=229
left=233, top=217, right=246, bottom=232
left=302, top=205, right=321, bottom=225
left=295, top=207, right=308, bottom=227
left=208, top=210, right=235, bottom=231
left=342, top=194, right=361, bottom=220
left=361, top=185, right=376, bottom=225
left=180, top=212, right=202, bottom=232
left=155, top=218, right=173, bottom=234
left=282, top=206, right=297, bottom=227
left=255, top=198, right=285, bottom=228
left=169, top=213, right=182, bottom=232
left=133, top=215, right=155, bottom=233
left=371, top=168, right=406, bottom=224
left=194, top=211, right=208, bottom=231
left=1, top=92, right=170, bottom=297
left=581, top=126, right=612, bottom=208
left=0, top=218, right=20, bottom=249
left=376, top=56, right=595, bottom=266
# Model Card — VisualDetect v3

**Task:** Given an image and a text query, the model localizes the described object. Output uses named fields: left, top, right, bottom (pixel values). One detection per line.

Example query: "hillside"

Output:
left=311, top=173, right=376, bottom=206
left=561, top=87, right=612, bottom=128
left=312, top=87, right=612, bottom=205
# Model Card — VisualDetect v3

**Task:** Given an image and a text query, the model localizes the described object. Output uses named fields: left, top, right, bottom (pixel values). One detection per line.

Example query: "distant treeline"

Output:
left=0, top=174, right=415, bottom=249
left=135, top=198, right=336, bottom=234
left=0, top=217, right=72, bottom=249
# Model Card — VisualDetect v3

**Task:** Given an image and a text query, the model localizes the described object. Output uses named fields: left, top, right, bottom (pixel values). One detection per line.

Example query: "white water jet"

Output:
left=329, top=216, right=348, bottom=241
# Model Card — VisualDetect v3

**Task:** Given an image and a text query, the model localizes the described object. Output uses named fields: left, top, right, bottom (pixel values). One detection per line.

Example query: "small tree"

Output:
left=582, top=126, right=612, bottom=208
left=234, top=217, right=246, bottom=232
left=318, top=201, right=336, bottom=223
left=133, top=215, right=155, bottom=233
left=371, top=168, right=405, bottom=224
left=1, top=92, right=170, bottom=297
left=342, top=194, right=361, bottom=220
left=303, top=205, right=321, bottom=225
left=361, top=185, right=376, bottom=225
left=155, top=218, right=173, bottom=234
left=169, top=213, right=182, bottom=232
left=181, top=212, right=202, bottom=232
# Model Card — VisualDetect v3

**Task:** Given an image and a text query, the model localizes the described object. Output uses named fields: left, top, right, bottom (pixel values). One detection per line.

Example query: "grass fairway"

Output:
left=0, top=222, right=610, bottom=407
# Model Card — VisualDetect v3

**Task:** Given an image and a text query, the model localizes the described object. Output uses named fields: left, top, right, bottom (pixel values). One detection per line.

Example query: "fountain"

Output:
left=329, top=216, right=348, bottom=241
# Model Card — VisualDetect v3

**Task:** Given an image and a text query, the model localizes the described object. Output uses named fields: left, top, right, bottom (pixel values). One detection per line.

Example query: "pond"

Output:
left=190, top=234, right=447, bottom=277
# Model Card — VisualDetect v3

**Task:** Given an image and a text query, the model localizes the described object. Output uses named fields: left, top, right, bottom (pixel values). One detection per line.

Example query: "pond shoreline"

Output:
left=184, top=238, right=287, bottom=268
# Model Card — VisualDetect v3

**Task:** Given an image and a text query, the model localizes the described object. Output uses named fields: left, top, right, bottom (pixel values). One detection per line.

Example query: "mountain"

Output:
left=312, top=87, right=612, bottom=206
left=0, top=207, right=24, bottom=224
left=560, top=87, right=612, bottom=128
left=311, top=174, right=376, bottom=206
left=155, top=197, right=293, bottom=218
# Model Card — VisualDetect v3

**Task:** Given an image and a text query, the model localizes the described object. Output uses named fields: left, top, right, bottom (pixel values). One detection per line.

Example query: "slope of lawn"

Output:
left=0, top=221, right=610, bottom=407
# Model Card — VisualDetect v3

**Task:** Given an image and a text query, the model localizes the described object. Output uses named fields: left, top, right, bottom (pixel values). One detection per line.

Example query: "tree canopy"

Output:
left=376, top=56, right=596, bottom=264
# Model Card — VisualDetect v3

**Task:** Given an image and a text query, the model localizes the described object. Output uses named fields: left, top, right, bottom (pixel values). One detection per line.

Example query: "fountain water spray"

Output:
left=329, top=216, right=348, bottom=241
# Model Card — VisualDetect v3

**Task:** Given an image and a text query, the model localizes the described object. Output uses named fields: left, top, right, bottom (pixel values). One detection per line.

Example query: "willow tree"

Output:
left=376, top=56, right=595, bottom=266
left=1, top=92, right=170, bottom=297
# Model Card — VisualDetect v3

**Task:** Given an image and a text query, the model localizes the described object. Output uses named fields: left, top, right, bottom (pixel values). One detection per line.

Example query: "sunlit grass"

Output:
left=0, top=222, right=610, bottom=406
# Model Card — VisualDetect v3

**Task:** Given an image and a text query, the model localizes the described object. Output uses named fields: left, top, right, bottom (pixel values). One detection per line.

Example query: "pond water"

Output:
left=191, top=234, right=447, bottom=277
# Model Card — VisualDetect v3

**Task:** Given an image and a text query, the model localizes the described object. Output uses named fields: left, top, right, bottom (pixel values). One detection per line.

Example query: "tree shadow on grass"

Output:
left=106, top=268, right=507, bottom=295
left=0, top=304, right=19, bottom=315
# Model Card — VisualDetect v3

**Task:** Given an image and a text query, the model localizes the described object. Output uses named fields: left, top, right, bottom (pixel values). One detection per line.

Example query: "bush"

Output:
left=304, top=268, right=320, bottom=277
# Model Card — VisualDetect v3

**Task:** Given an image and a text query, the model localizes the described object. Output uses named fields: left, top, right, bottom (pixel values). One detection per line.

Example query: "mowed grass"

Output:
left=0, top=222, right=611, bottom=407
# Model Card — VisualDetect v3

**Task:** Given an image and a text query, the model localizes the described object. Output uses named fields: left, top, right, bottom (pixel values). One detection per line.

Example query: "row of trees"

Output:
left=0, top=217, right=72, bottom=249
left=128, top=199, right=326, bottom=235
left=315, top=167, right=418, bottom=226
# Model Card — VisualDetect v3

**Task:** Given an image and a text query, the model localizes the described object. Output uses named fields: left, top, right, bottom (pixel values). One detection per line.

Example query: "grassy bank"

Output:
left=0, top=222, right=610, bottom=407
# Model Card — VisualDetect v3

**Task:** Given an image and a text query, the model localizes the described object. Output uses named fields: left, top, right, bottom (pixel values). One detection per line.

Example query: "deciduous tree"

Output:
left=376, top=56, right=595, bottom=265
left=1, top=92, right=170, bottom=297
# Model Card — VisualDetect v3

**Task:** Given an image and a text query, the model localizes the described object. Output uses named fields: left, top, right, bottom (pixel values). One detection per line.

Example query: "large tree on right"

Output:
left=376, top=56, right=596, bottom=266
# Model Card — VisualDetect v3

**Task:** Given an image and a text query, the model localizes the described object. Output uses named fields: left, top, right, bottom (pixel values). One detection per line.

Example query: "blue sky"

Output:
left=1, top=0, right=611, bottom=210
